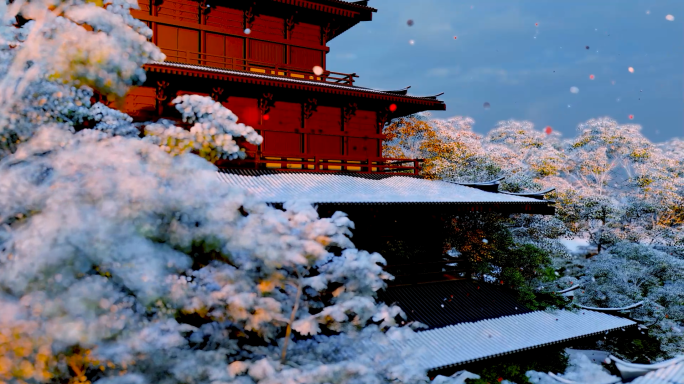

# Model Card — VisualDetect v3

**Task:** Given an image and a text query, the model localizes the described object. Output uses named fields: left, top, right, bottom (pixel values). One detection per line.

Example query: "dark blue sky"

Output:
left=327, top=0, right=684, bottom=142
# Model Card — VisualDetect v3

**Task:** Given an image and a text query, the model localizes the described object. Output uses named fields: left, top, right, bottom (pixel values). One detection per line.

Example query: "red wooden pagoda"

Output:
left=117, top=1, right=637, bottom=375
left=123, top=0, right=446, bottom=173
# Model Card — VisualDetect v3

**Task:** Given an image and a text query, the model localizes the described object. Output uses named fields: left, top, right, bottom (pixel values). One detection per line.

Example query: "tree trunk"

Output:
left=280, top=281, right=303, bottom=365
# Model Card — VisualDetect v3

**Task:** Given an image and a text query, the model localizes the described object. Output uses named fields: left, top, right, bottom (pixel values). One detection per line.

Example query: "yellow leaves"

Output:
left=332, top=286, right=345, bottom=297
left=315, top=235, right=330, bottom=246
left=0, top=357, right=11, bottom=375
left=85, top=0, right=104, bottom=7
left=258, top=273, right=285, bottom=293
left=258, top=279, right=276, bottom=293
left=14, top=360, right=34, bottom=380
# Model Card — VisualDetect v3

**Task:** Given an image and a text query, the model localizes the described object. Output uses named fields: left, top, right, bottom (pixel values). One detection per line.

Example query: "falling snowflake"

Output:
left=585, top=45, right=590, bottom=50
left=482, top=239, right=489, bottom=244
left=483, top=102, right=491, bottom=109
left=244, top=28, right=251, bottom=35
left=589, top=74, right=595, bottom=80
left=407, top=19, right=414, bottom=26
left=389, top=104, right=397, bottom=112
left=570, top=86, right=579, bottom=94
left=666, top=14, right=675, bottom=21
left=409, top=39, right=415, bottom=45
left=535, top=22, right=539, bottom=26
left=545, top=126, right=553, bottom=135
left=312, top=66, right=324, bottom=76
left=629, top=114, right=634, bottom=119
left=453, top=36, right=458, bottom=40
left=628, top=67, right=635, bottom=73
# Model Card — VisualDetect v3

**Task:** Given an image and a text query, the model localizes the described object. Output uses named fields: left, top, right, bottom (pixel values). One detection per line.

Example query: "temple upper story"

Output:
left=131, top=0, right=376, bottom=85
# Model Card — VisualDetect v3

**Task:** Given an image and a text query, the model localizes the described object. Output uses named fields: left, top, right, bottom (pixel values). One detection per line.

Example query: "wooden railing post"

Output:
left=414, top=160, right=419, bottom=175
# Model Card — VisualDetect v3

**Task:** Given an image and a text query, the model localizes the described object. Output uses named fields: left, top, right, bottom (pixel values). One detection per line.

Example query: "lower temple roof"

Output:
left=378, top=280, right=636, bottom=371
left=217, top=170, right=555, bottom=213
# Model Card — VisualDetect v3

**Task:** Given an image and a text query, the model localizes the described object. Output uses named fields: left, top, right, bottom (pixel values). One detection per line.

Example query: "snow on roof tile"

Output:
left=216, top=170, right=550, bottom=205
left=393, top=310, right=636, bottom=371
left=146, top=61, right=444, bottom=102
left=631, top=362, right=684, bottom=384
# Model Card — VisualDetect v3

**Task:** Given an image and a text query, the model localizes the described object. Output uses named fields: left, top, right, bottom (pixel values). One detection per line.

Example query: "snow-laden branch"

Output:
left=575, top=301, right=644, bottom=312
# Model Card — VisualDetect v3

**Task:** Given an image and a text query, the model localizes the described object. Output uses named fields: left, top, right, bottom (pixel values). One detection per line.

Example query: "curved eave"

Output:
left=143, top=62, right=446, bottom=110
left=271, top=0, right=376, bottom=18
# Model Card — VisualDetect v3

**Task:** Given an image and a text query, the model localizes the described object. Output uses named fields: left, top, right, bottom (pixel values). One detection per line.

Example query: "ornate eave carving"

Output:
left=258, top=93, right=275, bottom=124
left=301, top=98, right=318, bottom=128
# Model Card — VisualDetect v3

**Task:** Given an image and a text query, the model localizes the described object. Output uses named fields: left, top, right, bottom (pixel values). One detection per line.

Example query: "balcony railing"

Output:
left=217, top=151, right=423, bottom=174
left=160, top=48, right=359, bottom=86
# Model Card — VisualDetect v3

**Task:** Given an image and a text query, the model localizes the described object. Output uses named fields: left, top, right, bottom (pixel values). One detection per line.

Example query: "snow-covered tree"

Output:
left=0, top=0, right=434, bottom=382
left=571, top=243, right=684, bottom=358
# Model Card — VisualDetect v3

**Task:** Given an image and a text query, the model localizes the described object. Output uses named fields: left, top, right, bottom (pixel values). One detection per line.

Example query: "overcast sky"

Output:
left=327, top=0, right=684, bottom=142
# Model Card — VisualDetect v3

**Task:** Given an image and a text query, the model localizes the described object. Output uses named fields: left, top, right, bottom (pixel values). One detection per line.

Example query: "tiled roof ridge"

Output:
left=218, top=168, right=423, bottom=179
left=308, top=0, right=377, bottom=11
left=398, top=310, right=637, bottom=371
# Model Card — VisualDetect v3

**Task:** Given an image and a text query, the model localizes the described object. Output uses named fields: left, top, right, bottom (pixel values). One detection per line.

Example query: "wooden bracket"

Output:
left=321, top=21, right=339, bottom=44
left=244, top=5, right=256, bottom=30
left=153, top=0, right=163, bottom=6
left=199, top=0, right=210, bottom=14
left=376, top=107, right=390, bottom=133
left=258, top=93, right=275, bottom=124
left=342, top=102, right=357, bottom=124
left=155, top=80, right=171, bottom=116
left=210, top=87, right=225, bottom=103
left=285, top=14, right=297, bottom=39
left=301, top=98, right=318, bottom=128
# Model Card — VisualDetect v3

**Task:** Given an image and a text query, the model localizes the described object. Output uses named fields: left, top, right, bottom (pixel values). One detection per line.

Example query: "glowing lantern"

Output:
left=389, top=104, right=397, bottom=112
left=545, top=126, right=552, bottom=135
left=589, top=74, right=595, bottom=80
left=312, top=66, right=324, bottom=76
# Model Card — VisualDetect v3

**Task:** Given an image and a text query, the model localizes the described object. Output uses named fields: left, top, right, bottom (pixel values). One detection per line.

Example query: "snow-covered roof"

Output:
left=216, top=170, right=554, bottom=206
left=145, top=62, right=445, bottom=104
left=631, top=362, right=684, bottom=384
left=393, top=310, right=636, bottom=371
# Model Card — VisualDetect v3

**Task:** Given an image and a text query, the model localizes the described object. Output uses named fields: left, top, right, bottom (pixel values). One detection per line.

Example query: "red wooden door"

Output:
left=347, top=138, right=379, bottom=158
left=205, top=33, right=244, bottom=69
left=249, top=40, right=285, bottom=65
left=156, top=24, right=199, bottom=64
left=263, top=131, right=301, bottom=154
left=306, top=106, right=342, bottom=156
left=290, top=47, right=322, bottom=70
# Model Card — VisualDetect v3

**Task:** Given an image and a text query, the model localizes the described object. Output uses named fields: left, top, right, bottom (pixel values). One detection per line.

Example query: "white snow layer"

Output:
left=216, top=172, right=547, bottom=204
left=390, top=310, right=635, bottom=371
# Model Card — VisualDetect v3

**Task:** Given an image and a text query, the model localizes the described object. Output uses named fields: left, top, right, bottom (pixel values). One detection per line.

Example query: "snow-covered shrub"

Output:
left=0, top=0, right=430, bottom=383
left=574, top=243, right=684, bottom=358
